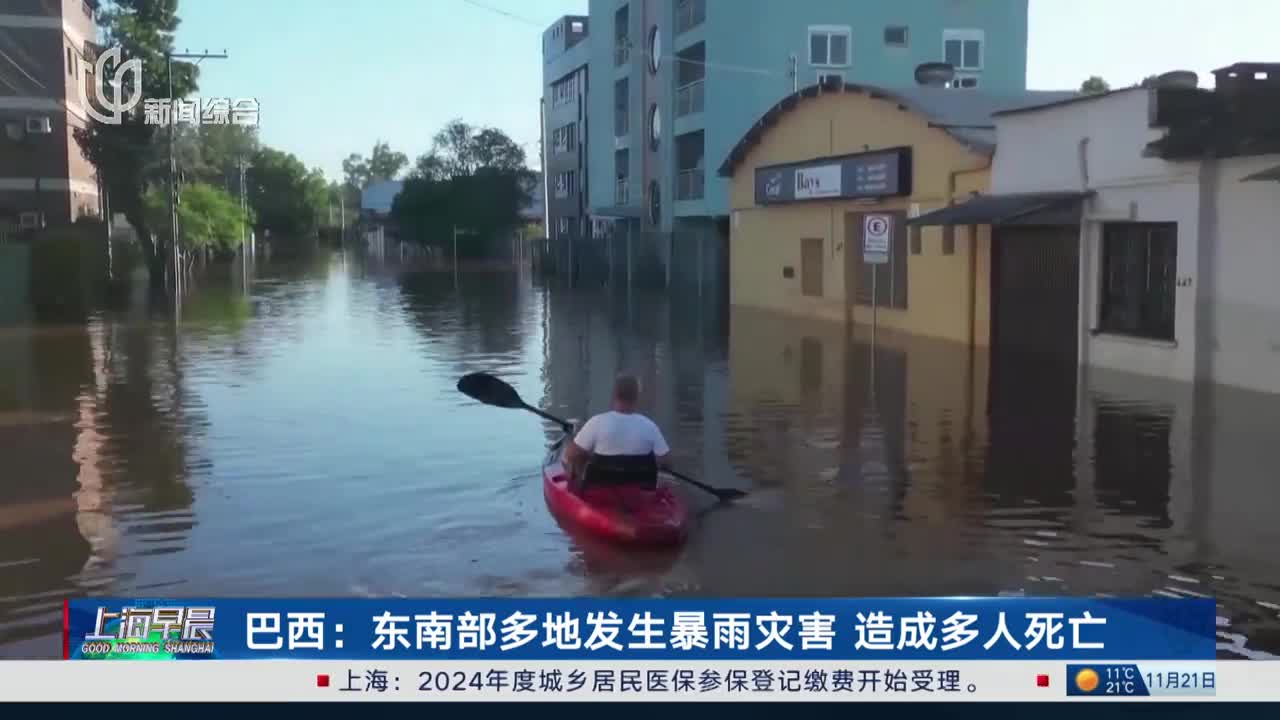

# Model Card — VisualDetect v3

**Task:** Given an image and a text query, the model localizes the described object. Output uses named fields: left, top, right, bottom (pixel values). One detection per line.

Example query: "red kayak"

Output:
left=542, top=444, right=690, bottom=547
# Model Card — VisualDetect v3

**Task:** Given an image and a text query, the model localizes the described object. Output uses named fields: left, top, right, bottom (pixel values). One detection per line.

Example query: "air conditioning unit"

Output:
left=26, top=116, right=53, bottom=134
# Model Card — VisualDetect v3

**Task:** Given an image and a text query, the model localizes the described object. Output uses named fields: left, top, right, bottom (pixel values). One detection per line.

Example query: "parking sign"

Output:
left=863, top=214, right=892, bottom=265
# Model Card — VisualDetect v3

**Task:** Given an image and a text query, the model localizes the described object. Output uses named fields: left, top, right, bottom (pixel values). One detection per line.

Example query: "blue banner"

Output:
left=65, top=597, right=1214, bottom=661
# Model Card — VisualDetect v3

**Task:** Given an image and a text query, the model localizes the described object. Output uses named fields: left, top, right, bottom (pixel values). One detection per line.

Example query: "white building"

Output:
left=914, top=63, right=1280, bottom=395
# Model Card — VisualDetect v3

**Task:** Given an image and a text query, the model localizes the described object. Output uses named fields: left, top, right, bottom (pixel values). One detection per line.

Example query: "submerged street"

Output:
left=1, top=251, right=1278, bottom=659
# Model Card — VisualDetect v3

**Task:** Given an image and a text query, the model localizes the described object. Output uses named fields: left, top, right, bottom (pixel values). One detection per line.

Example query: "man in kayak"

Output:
left=561, top=374, right=671, bottom=494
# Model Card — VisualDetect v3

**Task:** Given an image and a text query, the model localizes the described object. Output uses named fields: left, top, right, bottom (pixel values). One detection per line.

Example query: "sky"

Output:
left=172, top=0, right=1280, bottom=182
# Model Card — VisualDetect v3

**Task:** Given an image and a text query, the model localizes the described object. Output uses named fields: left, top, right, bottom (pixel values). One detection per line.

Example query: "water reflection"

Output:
left=0, top=252, right=1277, bottom=659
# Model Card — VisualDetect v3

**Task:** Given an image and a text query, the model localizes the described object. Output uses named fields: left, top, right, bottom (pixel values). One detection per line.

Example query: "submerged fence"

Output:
left=535, top=226, right=728, bottom=306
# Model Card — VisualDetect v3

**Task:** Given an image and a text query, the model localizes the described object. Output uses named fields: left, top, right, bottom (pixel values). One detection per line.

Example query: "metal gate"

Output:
left=991, top=226, right=1079, bottom=362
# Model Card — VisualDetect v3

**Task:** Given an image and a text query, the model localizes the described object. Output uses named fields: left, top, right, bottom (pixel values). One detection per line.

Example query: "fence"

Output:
left=534, top=225, right=728, bottom=310
left=676, top=80, right=705, bottom=117
left=675, top=0, right=706, bottom=34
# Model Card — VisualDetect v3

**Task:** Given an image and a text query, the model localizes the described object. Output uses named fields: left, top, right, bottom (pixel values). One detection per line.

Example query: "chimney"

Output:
left=1210, top=62, right=1280, bottom=135
left=1213, top=62, right=1280, bottom=97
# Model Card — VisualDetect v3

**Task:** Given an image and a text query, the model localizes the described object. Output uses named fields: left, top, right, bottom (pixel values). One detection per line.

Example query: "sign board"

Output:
left=793, top=164, right=841, bottom=200
left=753, top=147, right=912, bottom=205
left=863, top=214, right=892, bottom=265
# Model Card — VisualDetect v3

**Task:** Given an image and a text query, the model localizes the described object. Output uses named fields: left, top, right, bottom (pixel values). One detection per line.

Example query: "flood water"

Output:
left=2, top=250, right=1279, bottom=659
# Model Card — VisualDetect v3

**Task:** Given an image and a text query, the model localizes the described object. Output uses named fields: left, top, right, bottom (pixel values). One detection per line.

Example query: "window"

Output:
left=67, top=47, right=73, bottom=76
left=884, top=26, right=909, bottom=47
left=648, top=26, right=661, bottom=74
left=557, top=217, right=569, bottom=235
left=850, top=211, right=908, bottom=309
left=676, top=0, right=705, bottom=34
left=554, top=171, right=576, bottom=199
left=648, top=103, right=660, bottom=150
left=801, top=237, right=824, bottom=297
left=943, top=29, right=984, bottom=71
left=949, top=74, right=979, bottom=89
left=571, top=21, right=583, bottom=33
left=1099, top=222, right=1177, bottom=341
left=18, top=212, right=40, bottom=229
left=809, top=26, right=851, bottom=67
left=551, top=74, right=579, bottom=108
left=25, top=116, right=52, bottom=134
left=552, top=123, right=577, bottom=154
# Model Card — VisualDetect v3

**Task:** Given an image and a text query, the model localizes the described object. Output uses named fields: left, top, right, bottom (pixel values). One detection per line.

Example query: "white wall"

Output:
left=1080, top=179, right=1201, bottom=383
left=992, top=89, right=1170, bottom=194
left=1207, top=154, right=1280, bottom=394
left=992, top=89, right=1204, bottom=384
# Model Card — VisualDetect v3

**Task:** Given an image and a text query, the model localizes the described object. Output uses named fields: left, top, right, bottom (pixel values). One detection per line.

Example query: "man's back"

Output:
left=573, top=410, right=670, bottom=457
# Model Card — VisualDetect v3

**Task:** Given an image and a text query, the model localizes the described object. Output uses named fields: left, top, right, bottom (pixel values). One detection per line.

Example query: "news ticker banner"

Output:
left=64, top=597, right=1214, bottom=661
left=5, top=661, right=1278, bottom=702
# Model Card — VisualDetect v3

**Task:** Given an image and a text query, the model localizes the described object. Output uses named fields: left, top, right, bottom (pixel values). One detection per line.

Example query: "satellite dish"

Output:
left=1155, top=70, right=1198, bottom=89
left=915, top=62, right=956, bottom=87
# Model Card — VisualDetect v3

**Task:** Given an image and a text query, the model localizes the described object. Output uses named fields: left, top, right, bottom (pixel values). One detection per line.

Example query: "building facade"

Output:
left=583, top=0, right=1029, bottom=288
left=720, top=79, right=1073, bottom=347
left=541, top=15, right=591, bottom=279
left=0, top=0, right=102, bottom=230
left=913, top=63, right=1280, bottom=396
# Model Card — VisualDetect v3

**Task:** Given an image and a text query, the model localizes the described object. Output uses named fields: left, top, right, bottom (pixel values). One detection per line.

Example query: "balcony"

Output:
left=614, top=42, right=630, bottom=66
left=615, top=178, right=630, bottom=205
left=614, top=111, right=629, bottom=138
left=676, top=169, right=704, bottom=201
left=675, top=0, right=705, bottom=35
left=676, top=80, right=704, bottom=117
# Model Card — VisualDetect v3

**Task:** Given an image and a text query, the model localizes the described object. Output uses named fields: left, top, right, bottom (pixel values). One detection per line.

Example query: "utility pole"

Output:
left=236, top=155, right=250, bottom=288
left=167, top=49, right=228, bottom=295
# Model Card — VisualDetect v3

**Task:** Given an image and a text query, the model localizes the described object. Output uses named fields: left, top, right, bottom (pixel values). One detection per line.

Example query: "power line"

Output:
left=455, top=0, right=788, bottom=80
left=458, top=0, right=543, bottom=27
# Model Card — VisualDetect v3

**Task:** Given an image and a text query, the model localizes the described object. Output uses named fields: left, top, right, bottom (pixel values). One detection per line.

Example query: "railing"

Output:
left=614, top=42, right=630, bottom=66
left=615, top=178, right=630, bottom=205
left=675, top=0, right=705, bottom=34
left=676, top=169, right=704, bottom=201
left=675, top=80, right=705, bottom=117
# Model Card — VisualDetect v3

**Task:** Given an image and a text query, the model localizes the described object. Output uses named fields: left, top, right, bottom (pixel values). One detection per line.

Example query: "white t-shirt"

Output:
left=572, top=411, right=670, bottom=457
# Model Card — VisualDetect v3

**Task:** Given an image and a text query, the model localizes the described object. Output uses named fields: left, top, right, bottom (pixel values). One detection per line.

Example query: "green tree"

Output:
left=341, top=140, right=407, bottom=189
left=246, top=148, right=327, bottom=238
left=143, top=183, right=249, bottom=255
left=197, top=124, right=260, bottom=189
left=1080, top=76, right=1111, bottom=95
left=1140, top=75, right=1160, bottom=88
left=427, top=119, right=528, bottom=177
left=392, top=122, right=531, bottom=257
left=74, top=0, right=200, bottom=292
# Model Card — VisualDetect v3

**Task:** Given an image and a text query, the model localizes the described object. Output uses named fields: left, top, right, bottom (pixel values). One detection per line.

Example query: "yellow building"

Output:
left=719, top=79, right=1074, bottom=347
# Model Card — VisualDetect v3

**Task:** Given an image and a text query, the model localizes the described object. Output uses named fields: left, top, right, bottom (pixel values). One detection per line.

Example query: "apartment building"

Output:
left=584, top=0, right=1029, bottom=287
left=0, top=0, right=103, bottom=230
left=541, top=15, right=591, bottom=270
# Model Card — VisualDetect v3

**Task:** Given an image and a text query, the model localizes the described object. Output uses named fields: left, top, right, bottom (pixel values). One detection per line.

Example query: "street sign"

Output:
left=863, top=214, right=892, bottom=265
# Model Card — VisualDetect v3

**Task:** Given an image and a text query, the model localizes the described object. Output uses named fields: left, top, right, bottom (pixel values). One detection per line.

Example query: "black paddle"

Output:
left=457, top=372, right=747, bottom=502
